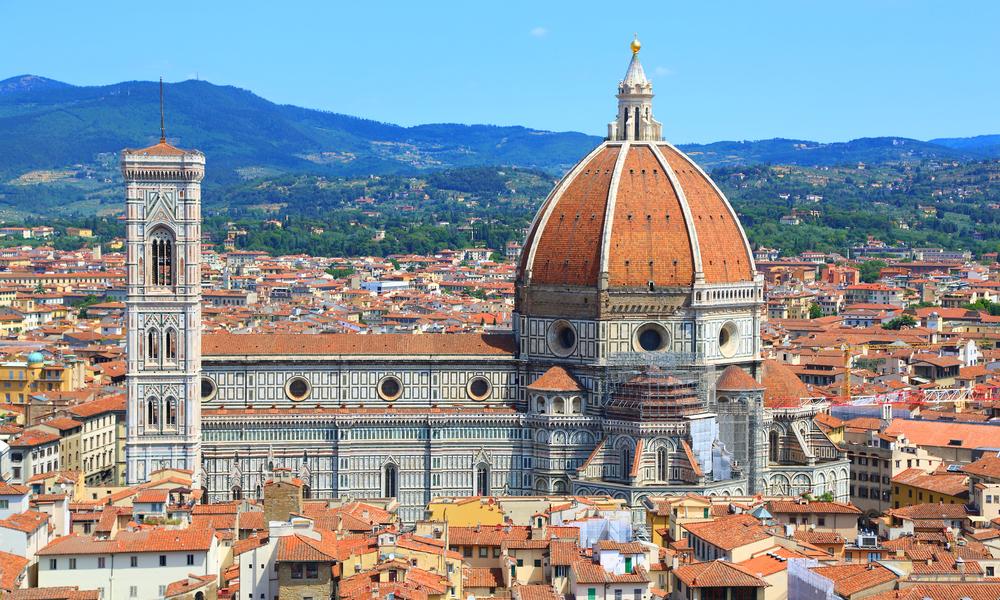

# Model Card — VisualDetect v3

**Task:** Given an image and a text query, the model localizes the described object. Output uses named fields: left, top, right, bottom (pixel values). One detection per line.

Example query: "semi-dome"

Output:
left=516, top=41, right=755, bottom=315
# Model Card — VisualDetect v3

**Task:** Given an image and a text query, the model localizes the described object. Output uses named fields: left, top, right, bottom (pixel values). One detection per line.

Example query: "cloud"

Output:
left=530, top=27, right=548, bottom=38
left=654, top=66, right=673, bottom=77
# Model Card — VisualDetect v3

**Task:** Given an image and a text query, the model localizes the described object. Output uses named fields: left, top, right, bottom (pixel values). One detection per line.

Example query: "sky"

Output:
left=2, top=0, right=998, bottom=143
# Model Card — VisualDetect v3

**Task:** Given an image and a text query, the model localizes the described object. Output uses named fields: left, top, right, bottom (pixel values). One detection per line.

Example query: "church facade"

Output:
left=124, top=42, right=849, bottom=523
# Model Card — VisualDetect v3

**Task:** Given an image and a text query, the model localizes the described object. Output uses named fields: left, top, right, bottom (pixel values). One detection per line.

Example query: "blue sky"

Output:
left=2, top=1, right=997, bottom=143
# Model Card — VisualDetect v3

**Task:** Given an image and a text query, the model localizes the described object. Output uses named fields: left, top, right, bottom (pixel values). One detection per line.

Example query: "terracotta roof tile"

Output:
left=811, top=563, right=899, bottom=597
left=203, top=332, right=515, bottom=357
left=762, top=360, right=811, bottom=407
left=716, top=366, right=764, bottom=391
left=673, top=560, right=768, bottom=588
left=526, top=366, right=583, bottom=392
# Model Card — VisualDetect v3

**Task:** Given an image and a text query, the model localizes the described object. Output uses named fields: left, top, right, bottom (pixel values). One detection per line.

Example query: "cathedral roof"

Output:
left=525, top=366, right=583, bottom=392
left=761, top=359, right=811, bottom=406
left=519, top=142, right=754, bottom=289
left=516, top=40, right=755, bottom=293
left=202, top=332, right=515, bottom=357
left=716, top=365, right=764, bottom=391
left=122, top=141, right=191, bottom=156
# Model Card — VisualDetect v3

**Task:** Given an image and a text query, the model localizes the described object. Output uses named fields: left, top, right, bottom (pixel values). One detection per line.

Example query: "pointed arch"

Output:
left=148, top=227, right=175, bottom=287
left=657, top=447, right=669, bottom=481
left=383, top=463, right=399, bottom=499
left=146, top=396, right=159, bottom=428
left=146, top=328, right=160, bottom=360
left=164, top=396, right=177, bottom=429
left=475, top=463, right=490, bottom=496
left=165, top=328, right=177, bottom=361
left=620, top=446, right=631, bottom=480
left=769, top=430, right=781, bottom=464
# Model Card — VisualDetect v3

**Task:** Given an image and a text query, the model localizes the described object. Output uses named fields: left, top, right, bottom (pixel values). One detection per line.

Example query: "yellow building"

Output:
left=890, top=467, right=968, bottom=509
left=646, top=494, right=713, bottom=548
left=0, top=352, right=86, bottom=405
left=425, top=497, right=506, bottom=527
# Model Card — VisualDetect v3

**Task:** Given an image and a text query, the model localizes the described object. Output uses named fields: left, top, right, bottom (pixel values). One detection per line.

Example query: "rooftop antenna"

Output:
left=159, top=77, right=165, bottom=143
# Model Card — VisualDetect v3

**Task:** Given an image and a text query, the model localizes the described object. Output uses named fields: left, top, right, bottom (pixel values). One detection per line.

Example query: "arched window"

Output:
left=231, top=486, right=242, bottom=501
left=164, top=397, right=177, bottom=428
left=383, top=464, right=398, bottom=498
left=146, top=397, right=159, bottom=428
left=255, top=485, right=262, bottom=499
left=476, top=464, right=490, bottom=496
left=165, top=329, right=177, bottom=361
left=620, top=447, right=632, bottom=479
left=149, top=229, right=175, bottom=287
left=553, top=398, right=565, bottom=414
left=657, top=447, right=669, bottom=481
left=769, top=430, right=781, bottom=464
left=535, top=397, right=546, bottom=414
left=303, top=485, right=312, bottom=500
left=147, top=328, right=159, bottom=360
left=571, top=397, right=582, bottom=414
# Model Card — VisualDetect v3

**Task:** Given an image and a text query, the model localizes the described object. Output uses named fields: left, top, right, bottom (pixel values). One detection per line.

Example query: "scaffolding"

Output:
left=602, top=351, right=714, bottom=420
left=602, top=352, right=725, bottom=479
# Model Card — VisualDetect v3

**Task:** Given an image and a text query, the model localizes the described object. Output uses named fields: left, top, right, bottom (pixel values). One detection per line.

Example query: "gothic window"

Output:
left=620, top=447, right=632, bottom=479
left=146, top=396, right=159, bottom=428
left=303, top=485, right=311, bottom=499
left=769, top=430, right=781, bottom=464
left=230, top=486, right=242, bottom=501
left=476, top=464, right=490, bottom=496
left=165, top=328, right=177, bottom=361
left=164, top=397, right=177, bottom=429
left=657, top=447, right=669, bottom=481
left=149, top=228, right=175, bottom=287
left=147, top=328, right=160, bottom=360
left=383, top=464, right=398, bottom=498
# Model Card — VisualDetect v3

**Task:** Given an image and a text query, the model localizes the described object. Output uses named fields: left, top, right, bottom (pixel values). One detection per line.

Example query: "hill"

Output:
left=2, top=75, right=1000, bottom=189
left=0, top=76, right=600, bottom=184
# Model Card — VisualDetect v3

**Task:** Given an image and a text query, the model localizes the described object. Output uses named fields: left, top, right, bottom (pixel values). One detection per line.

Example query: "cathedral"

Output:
left=123, top=40, right=849, bottom=523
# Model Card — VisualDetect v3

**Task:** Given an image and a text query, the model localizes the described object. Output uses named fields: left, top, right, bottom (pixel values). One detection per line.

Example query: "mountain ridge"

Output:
left=1, top=74, right=999, bottom=185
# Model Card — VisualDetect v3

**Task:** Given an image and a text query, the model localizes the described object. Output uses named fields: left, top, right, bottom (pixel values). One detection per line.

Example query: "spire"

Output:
left=159, top=77, right=165, bottom=143
left=608, top=35, right=662, bottom=142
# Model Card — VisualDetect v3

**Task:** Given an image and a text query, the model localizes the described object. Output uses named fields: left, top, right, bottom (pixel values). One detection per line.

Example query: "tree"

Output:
left=857, top=260, right=886, bottom=283
left=808, top=303, right=823, bottom=319
left=882, top=315, right=917, bottom=330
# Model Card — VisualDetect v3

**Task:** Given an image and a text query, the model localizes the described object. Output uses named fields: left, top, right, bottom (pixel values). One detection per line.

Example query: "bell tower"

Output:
left=122, top=80, right=205, bottom=484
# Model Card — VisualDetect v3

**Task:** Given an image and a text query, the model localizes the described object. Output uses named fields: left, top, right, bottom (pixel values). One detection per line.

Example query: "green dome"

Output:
left=26, top=352, right=44, bottom=365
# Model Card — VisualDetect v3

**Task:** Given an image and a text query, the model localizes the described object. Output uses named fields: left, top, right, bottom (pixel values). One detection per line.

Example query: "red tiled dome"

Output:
left=762, top=359, right=811, bottom=406
left=519, top=141, right=754, bottom=290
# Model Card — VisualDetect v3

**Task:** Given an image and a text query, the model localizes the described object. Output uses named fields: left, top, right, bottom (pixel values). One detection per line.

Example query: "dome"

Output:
left=517, top=43, right=755, bottom=306
left=26, top=351, right=44, bottom=365
left=519, top=143, right=754, bottom=289
left=761, top=360, right=810, bottom=407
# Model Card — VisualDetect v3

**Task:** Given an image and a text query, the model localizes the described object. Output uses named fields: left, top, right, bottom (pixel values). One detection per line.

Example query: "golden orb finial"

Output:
left=630, top=34, right=641, bottom=54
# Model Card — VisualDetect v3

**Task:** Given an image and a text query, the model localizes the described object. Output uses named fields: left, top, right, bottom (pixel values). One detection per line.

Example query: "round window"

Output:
left=546, top=320, right=578, bottom=357
left=378, top=376, right=403, bottom=401
left=285, top=376, right=312, bottom=402
left=719, top=322, right=739, bottom=358
left=200, top=377, right=217, bottom=402
left=467, top=377, right=492, bottom=401
left=635, top=323, right=668, bottom=352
